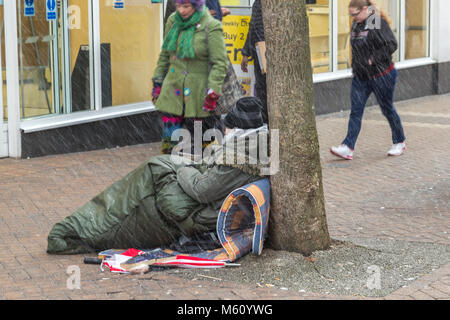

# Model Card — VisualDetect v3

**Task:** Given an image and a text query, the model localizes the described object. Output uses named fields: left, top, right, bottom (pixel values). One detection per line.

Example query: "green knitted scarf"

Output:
left=162, top=8, right=205, bottom=59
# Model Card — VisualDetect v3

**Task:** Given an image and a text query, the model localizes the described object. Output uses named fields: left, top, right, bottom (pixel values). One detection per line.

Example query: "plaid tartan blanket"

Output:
left=99, top=178, right=271, bottom=273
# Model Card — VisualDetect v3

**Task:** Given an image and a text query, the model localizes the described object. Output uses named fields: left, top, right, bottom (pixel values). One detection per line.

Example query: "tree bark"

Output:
left=261, top=0, right=331, bottom=256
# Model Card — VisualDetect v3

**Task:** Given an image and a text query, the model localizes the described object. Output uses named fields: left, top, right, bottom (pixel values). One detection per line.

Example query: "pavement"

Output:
left=0, top=93, right=449, bottom=301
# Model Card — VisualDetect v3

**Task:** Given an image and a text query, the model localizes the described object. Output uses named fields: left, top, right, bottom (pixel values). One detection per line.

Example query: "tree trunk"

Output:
left=261, top=0, right=331, bottom=256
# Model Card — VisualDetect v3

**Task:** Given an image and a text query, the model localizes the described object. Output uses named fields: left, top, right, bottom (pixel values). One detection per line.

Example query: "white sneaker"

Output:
left=330, top=144, right=354, bottom=160
left=387, top=142, right=406, bottom=156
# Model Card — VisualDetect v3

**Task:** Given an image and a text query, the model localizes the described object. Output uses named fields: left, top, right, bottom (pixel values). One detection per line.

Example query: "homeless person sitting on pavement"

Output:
left=47, top=97, right=269, bottom=256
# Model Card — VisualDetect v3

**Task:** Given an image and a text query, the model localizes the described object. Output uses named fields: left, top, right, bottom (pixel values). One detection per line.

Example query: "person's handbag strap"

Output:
left=205, top=18, right=212, bottom=71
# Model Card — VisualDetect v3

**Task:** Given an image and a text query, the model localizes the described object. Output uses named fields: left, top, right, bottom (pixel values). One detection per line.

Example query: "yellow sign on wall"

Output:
left=222, top=14, right=254, bottom=96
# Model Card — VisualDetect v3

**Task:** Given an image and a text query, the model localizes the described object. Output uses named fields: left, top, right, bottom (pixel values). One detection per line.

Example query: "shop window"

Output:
left=99, top=1, right=162, bottom=108
left=405, top=0, right=429, bottom=59
left=307, top=0, right=331, bottom=74
left=15, top=1, right=93, bottom=118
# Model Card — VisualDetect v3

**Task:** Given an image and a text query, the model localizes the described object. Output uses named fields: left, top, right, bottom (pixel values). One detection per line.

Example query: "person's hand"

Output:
left=152, top=85, right=161, bottom=104
left=221, top=8, right=231, bottom=17
left=241, top=56, right=249, bottom=73
left=368, top=58, right=373, bottom=65
left=203, top=89, right=220, bottom=112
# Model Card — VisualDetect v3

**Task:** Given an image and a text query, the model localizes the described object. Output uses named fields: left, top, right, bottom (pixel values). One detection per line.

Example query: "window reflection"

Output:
left=377, top=0, right=400, bottom=62
left=337, top=0, right=352, bottom=70
left=10, top=0, right=431, bottom=120
left=221, top=0, right=252, bottom=5
left=338, top=0, right=401, bottom=71
left=17, top=1, right=55, bottom=119
left=15, top=1, right=93, bottom=118
left=307, top=0, right=331, bottom=74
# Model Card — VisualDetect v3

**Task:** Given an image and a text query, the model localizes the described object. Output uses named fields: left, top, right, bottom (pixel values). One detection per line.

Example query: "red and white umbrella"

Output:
left=101, top=249, right=239, bottom=274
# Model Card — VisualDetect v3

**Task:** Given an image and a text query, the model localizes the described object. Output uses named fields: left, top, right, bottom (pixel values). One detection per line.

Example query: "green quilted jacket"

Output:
left=153, top=10, right=228, bottom=118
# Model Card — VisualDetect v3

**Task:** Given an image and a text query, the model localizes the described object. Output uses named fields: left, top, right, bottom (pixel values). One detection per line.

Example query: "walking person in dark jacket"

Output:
left=331, top=0, right=406, bottom=160
left=241, top=0, right=268, bottom=124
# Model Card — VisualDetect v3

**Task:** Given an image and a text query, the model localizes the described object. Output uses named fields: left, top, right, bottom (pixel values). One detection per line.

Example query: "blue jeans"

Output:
left=343, top=68, right=406, bottom=150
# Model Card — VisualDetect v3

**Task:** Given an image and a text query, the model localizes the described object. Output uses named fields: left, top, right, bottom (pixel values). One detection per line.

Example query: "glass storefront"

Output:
left=1, top=7, right=6, bottom=121
left=10, top=0, right=431, bottom=121
left=377, top=0, right=401, bottom=62
left=15, top=0, right=93, bottom=118
left=221, top=0, right=253, bottom=5
left=225, top=0, right=430, bottom=74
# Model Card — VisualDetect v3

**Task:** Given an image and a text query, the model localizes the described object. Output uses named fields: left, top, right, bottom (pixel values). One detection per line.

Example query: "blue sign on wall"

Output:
left=46, top=0, right=57, bottom=21
left=114, top=1, right=125, bottom=9
left=24, top=0, right=35, bottom=17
